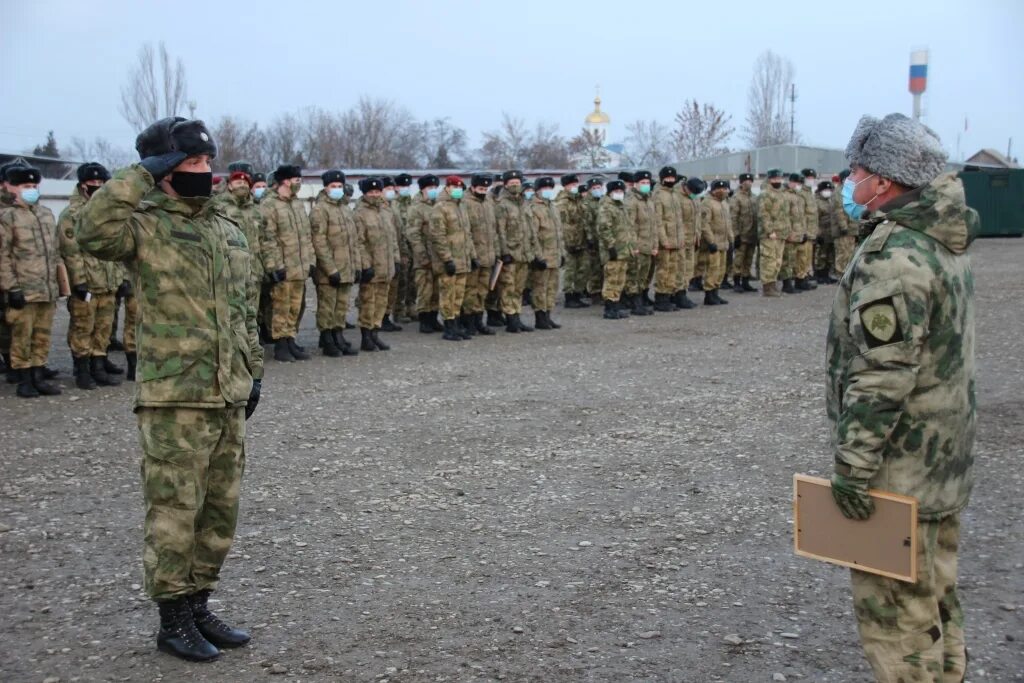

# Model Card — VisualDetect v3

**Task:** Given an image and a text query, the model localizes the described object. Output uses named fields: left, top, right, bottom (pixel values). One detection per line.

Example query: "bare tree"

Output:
left=69, top=137, right=135, bottom=170
left=479, top=113, right=530, bottom=168
left=262, top=113, right=306, bottom=169
left=672, top=100, right=735, bottom=161
left=209, top=116, right=264, bottom=171
left=420, top=118, right=468, bottom=168
left=568, top=128, right=612, bottom=169
left=336, top=97, right=420, bottom=167
left=621, top=120, right=673, bottom=167
left=742, top=50, right=798, bottom=148
left=524, top=122, right=570, bottom=168
left=119, top=42, right=189, bottom=132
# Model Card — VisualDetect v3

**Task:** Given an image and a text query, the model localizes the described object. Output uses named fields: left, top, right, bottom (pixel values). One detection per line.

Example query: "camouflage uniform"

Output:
left=583, top=192, right=603, bottom=296
left=814, top=192, right=835, bottom=277
left=653, top=183, right=683, bottom=297
left=427, top=192, right=476, bottom=320
left=626, top=188, right=656, bottom=298
left=832, top=191, right=858, bottom=274
left=699, top=195, right=733, bottom=291
left=354, top=195, right=397, bottom=329
left=677, top=190, right=701, bottom=291
left=826, top=173, right=977, bottom=683
left=729, top=186, right=757, bottom=278
left=597, top=196, right=633, bottom=302
left=556, top=190, right=587, bottom=298
left=0, top=200, right=59, bottom=370
left=756, top=183, right=789, bottom=284
left=796, top=186, right=818, bottom=278
left=463, top=190, right=498, bottom=316
left=211, top=186, right=265, bottom=315
left=390, top=193, right=414, bottom=321
left=528, top=193, right=563, bottom=314
left=780, top=187, right=804, bottom=280
left=260, top=189, right=314, bottom=341
left=0, top=188, right=13, bottom=363
left=406, top=194, right=438, bottom=315
left=494, top=189, right=537, bottom=316
left=77, top=165, right=264, bottom=600
left=59, top=189, right=120, bottom=359
left=309, top=188, right=360, bottom=331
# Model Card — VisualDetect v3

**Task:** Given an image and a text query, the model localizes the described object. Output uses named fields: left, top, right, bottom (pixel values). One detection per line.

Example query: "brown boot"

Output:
left=762, top=281, right=781, bottom=297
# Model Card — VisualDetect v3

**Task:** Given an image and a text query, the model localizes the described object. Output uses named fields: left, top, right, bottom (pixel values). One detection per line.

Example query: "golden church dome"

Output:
left=585, top=95, right=610, bottom=126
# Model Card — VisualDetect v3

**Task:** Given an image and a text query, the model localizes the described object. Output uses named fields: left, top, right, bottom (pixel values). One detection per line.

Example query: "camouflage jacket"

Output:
left=354, top=195, right=397, bottom=283
left=494, top=190, right=537, bottom=263
left=831, top=192, right=856, bottom=240
left=464, top=191, right=498, bottom=266
left=654, top=184, right=684, bottom=250
left=756, top=184, right=790, bottom=241
left=59, top=189, right=121, bottom=293
left=405, top=194, right=436, bottom=269
left=529, top=196, right=564, bottom=267
left=583, top=194, right=601, bottom=247
left=391, top=195, right=413, bottom=262
left=259, top=191, right=313, bottom=281
left=826, top=173, right=977, bottom=520
left=699, top=196, right=733, bottom=248
left=596, top=196, right=634, bottom=261
left=555, top=191, right=587, bottom=251
left=0, top=200, right=60, bottom=303
left=77, top=165, right=263, bottom=409
left=629, top=189, right=657, bottom=254
left=309, top=189, right=361, bottom=285
left=211, top=188, right=265, bottom=284
left=815, top=194, right=834, bottom=243
left=679, top=192, right=701, bottom=247
left=783, top=188, right=807, bottom=243
left=798, top=187, right=818, bottom=239
left=427, top=192, right=477, bottom=275
left=729, top=187, right=757, bottom=243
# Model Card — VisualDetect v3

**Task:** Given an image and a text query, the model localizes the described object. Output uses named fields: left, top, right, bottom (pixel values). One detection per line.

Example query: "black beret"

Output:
left=560, top=173, right=579, bottom=186
left=738, top=173, right=754, bottom=182
left=788, top=173, right=803, bottom=183
left=322, top=169, right=346, bottom=186
left=252, top=172, right=267, bottom=184
left=633, top=170, right=653, bottom=183
left=135, top=116, right=217, bottom=160
left=359, top=177, right=384, bottom=193
left=275, top=164, right=302, bottom=182
left=7, top=166, right=41, bottom=185
left=502, top=170, right=524, bottom=183
left=535, top=176, right=555, bottom=190
left=818, top=181, right=835, bottom=191
left=685, top=177, right=706, bottom=194
left=470, top=173, right=492, bottom=188
left=227, top=161, right=254, bottom=176
left=766, top=168, right=783, bottom=178
left=801, top=168, right=817, bottom=178
left=658, top=166, right=677, bottom=179
left=77, top=162, right=111, bottom=183
left=606, top=179, right=626, bottom=193
left=587, top=177, right=604, bottom=189
left=395, top=173, right=414, bottom=187
left=380, top=175, right=395, bottom=187
left=617, top=171, right=634, bottom=183
left=710, top=179, right=729, bottom=191
left=417, top=174, right=440, bottom=189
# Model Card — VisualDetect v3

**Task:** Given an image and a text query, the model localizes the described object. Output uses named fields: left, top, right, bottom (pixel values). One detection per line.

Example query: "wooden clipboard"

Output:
left=56, top=263, right=71, bottom=298
left=488, top=260, right=503, bottom=291
left=793, top=474, right=918, bottom=583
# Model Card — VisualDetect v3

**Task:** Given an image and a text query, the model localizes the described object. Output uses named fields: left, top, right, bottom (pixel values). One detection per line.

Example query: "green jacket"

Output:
left=783, top=188, right=806, bottom=243
left=309, top=189, right=361, bottom=285
left=405, top=194, right=436, bottom=269
left=699, top=195, right=733, bottom=248
left=353, top=195, right=397, bottom=283
left=583, top=194, right=601, bottom=247
left=756, top=184, right=790, bottom=241
left=826, top=172, right=977, bottom=520
left=596, top=196, right=634, bottom=262
left=60, top=189, right=121, bottom=293
left=211, top=187, right=265, bottom=284
left=494, top=190, right=537, bottom=263
left=555, top=191, right=587, bottom=251
left=260, top=191, right=313, bottom=281
left=0, top=201, right=60, bottom=303
left=629, top=189, right=657, bottom=254
left=815, top=194, right=833, bottom=243
left=77, top=165, right=263, bottom=409
left=465, top=191, right=498, bottom=267
left=798, top=186, right=819, bottom=239
left=427, top=192, right=477, bottom=275
left=830, top=191, right=856, bottom=240
left=391, top=194, right=413, bottom=262
left=654, top=184, right=684, bottom=250
left=529, top=196, right=563, bottom=266
left=729, top=187, right=757, bottom=243
left=679, top=191, right=701, bottom=247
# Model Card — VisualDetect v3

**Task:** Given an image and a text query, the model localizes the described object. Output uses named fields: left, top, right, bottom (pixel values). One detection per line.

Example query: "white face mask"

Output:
left=611, top=191, right=625, bottom=202
left=821, top=190, right=833, bottom=199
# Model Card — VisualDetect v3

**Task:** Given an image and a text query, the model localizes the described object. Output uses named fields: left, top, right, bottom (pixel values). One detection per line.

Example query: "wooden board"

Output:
left=488, top=261, right=503, bottom=291
left=56, top=262, right=71, bottom=298
left=793, top=474, right=918, bottom=583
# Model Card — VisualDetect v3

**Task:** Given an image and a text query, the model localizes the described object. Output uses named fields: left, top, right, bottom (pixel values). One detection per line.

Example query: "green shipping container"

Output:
left=958, top=167, right=1024, bottom=237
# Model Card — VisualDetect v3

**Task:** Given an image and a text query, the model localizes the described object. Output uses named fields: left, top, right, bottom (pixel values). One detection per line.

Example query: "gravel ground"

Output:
left=1, top=238, right=1021, bottom=683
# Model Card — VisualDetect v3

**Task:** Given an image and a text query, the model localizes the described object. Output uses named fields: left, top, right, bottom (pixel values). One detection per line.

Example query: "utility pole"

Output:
left=790, top=83, right=797, bottom=143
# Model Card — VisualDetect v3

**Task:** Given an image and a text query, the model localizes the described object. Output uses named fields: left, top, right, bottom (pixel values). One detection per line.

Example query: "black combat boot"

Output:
left=360, top=327, right=377, bottom=351
left=547, top=311, right=562, bottom=329
left=417, top=312, right=434, bottom=334
left=602, top=300, right=617, bottom=320
left=505, top=313, right=520, bottom=333
left=534, top=310, right=552, bottom=330
left=688, top=276, right=703, bottom=292
left=156, top=597, right=220, bottom=662
left=381, top=314, right=402, bottom=332
left=442, top=319, right=462, bottom=341
left=90, top=356, right=121, bottom=387
left=39, top=365, right=59, bottom=379
left=188, top=590, right=251, bottom=649
left=563, top=292, right=581, bottom=309
left=486, top=309, right=504, bottom=327
left=429, top=312, right=444, bottom=332
left=103, top=356, right=124, bottom=375
left=3, top=353, right=15, bottom=383
left=653, top=293, right=676, bottom=312
left=806, top=276, right=818, bottom=290
left=459, top=314, right=476, bottom=337
left=320, top=330, right=341, bottom=357
left=74, top=356, right=96, bottom=390
left=31, top=366, right=62, bottom=395
left=673, top=291, right=696, bottom=310
left=704, top=290, right=718, bottom=306
left=522, top=288, right=532, bottom=307
left=107, top=338, right=125, bottom=352
left=734, top=277, right=746, bottom=293
left=782, top=279, right=797, bottom=294
left=721, top=276, right=733, bottom=289
left=578, top=293, right=593, bottom=307
left=642, top=290, right=655, bottom=306
left=332, top=328, right=358, bottom=356
left=15, top=369, right=39, bottom=398
left=370, top=328, right=390, bottom=350
left=126, top=352, right=137, bottom=381
left=288, top=338, right=310, bottom=360
left=629, top=294, right=649, bottom=316
left=515, top=313, right=534, bottom=332
left=273, top=339, right=293, bottom=362
left=796, top=277, right=810, bottom=291
left=713, top=289, right=729, bottom=304
left=473, top=313, right=495, bottom=336
left=742, top=277, right=757, bottom=292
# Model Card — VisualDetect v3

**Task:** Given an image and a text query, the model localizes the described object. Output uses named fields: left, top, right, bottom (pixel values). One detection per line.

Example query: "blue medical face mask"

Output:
left=450, top=188, right=464, bottom=200
left=638, top=183, right=651, bottom=195
left=524, top=190, right=535, bottom=201
left=328, top=187, right=345, bottom=201
left=253, top=187, right=267, bottom=200
left=426, top=188, right=439, bottom=200
left=384, top=189, right=396, bottom=201
left=398, top=187, right=413, bottom=197
left=540, top=189, right=555, bottom=201
left=842, top=174, right=877, bottom=220
left=20, top=188, right=40, bottom=205
left=590, top=188, right=604, bottom=198
left=568, top=186, right=579, bottom=195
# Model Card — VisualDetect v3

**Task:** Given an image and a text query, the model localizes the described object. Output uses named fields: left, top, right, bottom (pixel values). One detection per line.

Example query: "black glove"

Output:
left=361, top=267, right=375, bottom=284
left=734, top=237, right=742, bottom=249
left=470, top=258, right=480, bottom=271
left=707, top=243, right=719, bottom=254
left=500, top=254, right=513, bottom=265
left=531, top=257, right=547, bottom=271
left=245, top=379, right=261, bottom=420
left=72, top=283, right=89, bottom=301
left=328, top=271, right=342, bottom=288
left=608, top=247, right=618, bottom=261
left=444, top=260, right=457, bottom=276
left=308, top=265, right=316, bottom=279
left=116, top=279, right=132, bottom=298
left=139, top=151, right=188, bottom=183
left=270, top=268, right=287, bottom=284
left=7, top=290, right=25, bottom=310
left=586, top=240, right=597, bottom=250
left=815, top=235, right=825, bottom=246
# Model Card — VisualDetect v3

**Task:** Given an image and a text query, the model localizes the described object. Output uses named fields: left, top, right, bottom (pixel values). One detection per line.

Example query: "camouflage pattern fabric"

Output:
left=211, top=187, right=265, bottom=288
left=780, top=242, right=798, bottom=280
left=531, top=268, right=559, bottom=312
left=60, top=190, right=121, bottom=294
left=315, top=283, right=351, bottom=331
left=259, top=191, right=313, bottom=282
left=437, top=272, right=467, bottom=320
left=495, top=190, right=538, bottom=263
left=758, top=239, right=784, bottom=284
left=733, top=242, right=756, bottom=278
left=354, top=196, right=397, bottom=284
left=729, top=186, right=758, bottom=243
left=357, top=281, right=388, bottom=329
left=498, top=262, right=527, bottom=315
left=601, top=261, right=627, bottom=302
left=0, top=202, right=60, bottom=303
left=796, top=241, right=814, bottom=278
left=678, top=192, right=701, bottom=285
left=461, top=268, right=490, bottom=315
left=123, top=293, right=137, bottom=353
left=406, top=194, right=437, bottom=314
left=6, top=301, right=55, bottom=368
left=654, top=249, right=681, bottom=295
left=700, top=195, right=733, bottom=290
left=626, top=254, right=652, bottom=296
left=596, top=196, right=634, bottom=264
left=428, top=193, right=477, bottom=275
left=67, top=293, right=115, bottom=357
left=582, top=194, right=603, bottom=295
left=414, top=268, right=438, bottom=314
left=270, top=280, right=303, bottom=339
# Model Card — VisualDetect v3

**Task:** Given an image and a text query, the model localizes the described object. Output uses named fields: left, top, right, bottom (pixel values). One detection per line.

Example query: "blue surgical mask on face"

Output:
left=384, top=189, right=396, bottom=201
left=328, top=187, right=345, bottom=201
left=524, top=191, right=535, bottom=201
left=842, top=174, right=876, bottom=220
left=568, top=186, right=579, bottom=195
left=450, top=188, right=464, bottom=200
left=638, top=183, right=651, bottom=195
left=20, top=188, right=40, bottom=205
left=426, top=188, right=439, bottom=201
left=590, top=188, right=604, bottom=198
left=253, top=187, right=266, bottom=200
left=540, top=189, right=555, bottom=201
left=398, top=187, right=413, bottom=197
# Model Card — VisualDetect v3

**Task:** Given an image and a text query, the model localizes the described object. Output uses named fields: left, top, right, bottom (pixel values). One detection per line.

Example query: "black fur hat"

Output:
left=560, top=173, right=579, bottom=186
left=359, top=177, right=384, bottom=193
left=77, top=162, right=111, bottom=183
left=321, top=169, right=346, bottom=186
left=417, top=174, right=440, bottom=189
left=395, top=173, right=414, bottom=187
left=274, top=165, right=302, bottom=183
left=7, top=166, right=41, bottom=185
left=135, top=117, right=217, bottom=160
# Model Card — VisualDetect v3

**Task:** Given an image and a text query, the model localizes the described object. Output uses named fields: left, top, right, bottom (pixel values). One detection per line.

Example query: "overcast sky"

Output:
left=2, top=0, right=1021, bottom=165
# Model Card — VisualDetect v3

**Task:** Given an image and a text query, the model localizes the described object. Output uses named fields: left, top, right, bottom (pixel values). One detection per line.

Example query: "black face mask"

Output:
left=661, top=180, right=676, bottom=188
left=84, top=184, right=102, bottom=197
left=169, top=171, right=213, bottom=199
left=770, top=181, right=783, bottom=189
left=473, top=190, right=488, bottom=200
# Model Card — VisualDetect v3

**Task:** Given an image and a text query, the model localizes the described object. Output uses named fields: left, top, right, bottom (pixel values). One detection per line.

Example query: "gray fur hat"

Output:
left=845, top=113, right=948, bottom=188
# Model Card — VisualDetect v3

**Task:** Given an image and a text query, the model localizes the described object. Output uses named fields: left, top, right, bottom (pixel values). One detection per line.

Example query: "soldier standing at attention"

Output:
left=556, top=174, right=587, bottom=309
left=462, top=174, right=498, bottom=335
left=625, top=170, right=656, bottom=316
left=832, top=168, right=858, bottom=274
left=583, top=177, right=605, bottom=305
left=699, top=179, right=733, bottom=305
left=59, top=162, right=123, bottom=390
left=597, top=179, right=633, bottom=320
left=0, top=165, right=62, bottom=397
left=0, top=162, right=29, bottom=380
left=309, top=169, right=360, bottom=357
left=729, top=173, right=758, bottom=292
left=675, top=177, right=703, bottom=309
left=827, top=113, right=976, bottom=683
left=427, top=175, right=477, bottom=341
left=393, top=173, right=416, bottom=324
left=260, top=164, right=314, bottom=362
left=354, top=177, right=398, bottom=352
left=494, top=170, right=537, bottom=333
left=379, top=176, right=404, bottom=333
left=813, top=180, right=837, bottom=284
left=779, top=173, right=805, bottom=294
left=528, top=177, right=562, bottom=330
left=756, top=169, right=788, bottom=297
left=797, top=169, right=820, bottom=290
left=78, top=117, right=263, bottom=662
left=652, top=166, right=683, bottom=312
left=407, top=174, right=442, bottom=334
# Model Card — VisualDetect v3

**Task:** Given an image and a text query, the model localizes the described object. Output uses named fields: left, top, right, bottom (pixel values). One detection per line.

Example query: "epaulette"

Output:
left=859, top=220, right=896, bottom=254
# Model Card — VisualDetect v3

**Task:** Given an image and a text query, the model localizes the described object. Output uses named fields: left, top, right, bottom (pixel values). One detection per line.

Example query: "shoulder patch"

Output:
left=859, top=298, right=904, bottom=348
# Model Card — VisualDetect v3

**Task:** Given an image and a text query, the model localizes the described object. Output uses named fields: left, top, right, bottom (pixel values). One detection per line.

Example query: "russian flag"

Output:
left=909, top=50, right=928, bottom=94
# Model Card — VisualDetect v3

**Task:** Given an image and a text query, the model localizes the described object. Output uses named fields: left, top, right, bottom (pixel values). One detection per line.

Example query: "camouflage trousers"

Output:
left=315, top=283, right=352, bottom=331
left=585, top=247, right=603, bottom=295
left=703, top=250, right=727, bottom=291
left=357, top=281, right=389, bottom=329
left=796, top=241, right=814, bottom=278
left=835, top=235, right=857, bottom=275
left=678, top=241, right=696, bottom=287
left=271, top=280, right=304, bottom=339
left=654, top=249, right=680, bottom=294
left=733, top=240, right=756, bottom=278
left=531, top=267, right=559, bottom=312
left=386, top=272, right=401, bottom=318
left=258, top=281, right=273, bottom=335
left=138, top=406, right=245, bottom=601
left=414, top=267, right=438, bottom=314
left=626, top=253, right=653, bottom=296
left=693, top=246, right=707, bottom=279
left=402, top=260, right=417, bottom=319
left=851, top=514, right=965, bottom=683
left=814, top=239, right=835, bottom=275
left=438, top=272, right=468, bottom=320
left=779, top=241, right=800, bottom=280
left=67, top=292, right=115, bottom=358
left=562, top=249, right=589, bottom=294
left=124, top=294, right=137, bottom=353
left=759, top=238, right=785, bottom=283
left=462, top=267, right=490, bottom=315
left=602, top=260, right=627, bottom=302
left=498, top=261, right=528, bottom=315
left=0, top=307, right=9, bottom=354
left=6, top=301, right=55, bottom=369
